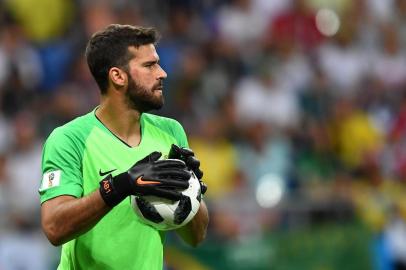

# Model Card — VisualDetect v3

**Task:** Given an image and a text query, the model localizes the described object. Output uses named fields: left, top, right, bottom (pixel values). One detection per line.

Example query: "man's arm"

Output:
left=41, top=152, right=192, bottom=246
left=176, top=200, right=209, bottom=247
left=41, top=191, right=110, bottom=246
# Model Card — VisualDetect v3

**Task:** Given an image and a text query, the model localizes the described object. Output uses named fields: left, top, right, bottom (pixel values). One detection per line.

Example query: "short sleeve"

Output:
left=170, top=119, right=189, bottom=148
left=39, top=128, right=84, bottom=203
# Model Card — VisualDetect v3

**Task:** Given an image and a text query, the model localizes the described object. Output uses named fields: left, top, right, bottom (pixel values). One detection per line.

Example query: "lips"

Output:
left=154, top=80, right=163, bottom=91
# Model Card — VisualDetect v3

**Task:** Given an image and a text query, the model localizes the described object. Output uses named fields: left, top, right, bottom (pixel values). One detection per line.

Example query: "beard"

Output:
left=125, top=75, right=164, bottom=113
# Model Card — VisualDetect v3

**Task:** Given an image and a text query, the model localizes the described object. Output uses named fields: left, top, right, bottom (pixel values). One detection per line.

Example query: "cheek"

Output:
left=131, top=70, right=154, bottom=87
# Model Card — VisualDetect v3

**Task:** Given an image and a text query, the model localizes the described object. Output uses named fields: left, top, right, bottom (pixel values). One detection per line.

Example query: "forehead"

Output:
left=128, top=44, right=159, bottom=63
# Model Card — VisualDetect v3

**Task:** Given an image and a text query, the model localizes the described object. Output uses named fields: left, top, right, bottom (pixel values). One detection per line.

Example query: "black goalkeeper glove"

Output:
left=99, top=151, right=191, bottom=207
left=168, top=144, right=207, bottom=195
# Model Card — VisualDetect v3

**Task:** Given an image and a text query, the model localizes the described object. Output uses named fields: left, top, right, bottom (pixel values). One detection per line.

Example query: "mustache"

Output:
left=153, top=80, right=164, bottom=89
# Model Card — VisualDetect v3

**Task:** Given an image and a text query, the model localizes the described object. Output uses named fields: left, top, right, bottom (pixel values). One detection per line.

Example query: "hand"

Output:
left=99, top=151, right=191, bottom=207
left=168, top=144, right=207, bottom=195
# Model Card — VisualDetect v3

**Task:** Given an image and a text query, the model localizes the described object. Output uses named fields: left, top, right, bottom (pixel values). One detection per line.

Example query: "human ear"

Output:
left=109, top=67, right=127, bottom=88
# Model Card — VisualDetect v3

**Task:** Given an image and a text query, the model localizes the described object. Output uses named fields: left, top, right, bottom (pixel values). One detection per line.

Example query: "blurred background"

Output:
left=1, top=0, right=406, bottom=269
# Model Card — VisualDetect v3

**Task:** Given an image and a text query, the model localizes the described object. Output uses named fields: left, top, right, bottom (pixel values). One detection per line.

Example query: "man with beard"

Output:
left=39, top=24, right=209, bottom=270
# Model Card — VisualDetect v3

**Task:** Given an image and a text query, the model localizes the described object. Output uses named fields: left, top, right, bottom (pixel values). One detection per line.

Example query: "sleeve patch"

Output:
left=40, top=170, right=61, bottom=191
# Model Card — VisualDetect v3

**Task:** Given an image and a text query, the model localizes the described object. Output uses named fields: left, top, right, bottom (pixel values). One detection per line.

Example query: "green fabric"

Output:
left=40, top=108, right=188, bottom=270
left=173, top=221, right=372, bottom=270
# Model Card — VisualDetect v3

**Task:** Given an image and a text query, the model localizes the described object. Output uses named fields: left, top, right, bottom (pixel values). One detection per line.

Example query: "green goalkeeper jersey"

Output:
left=39, top=108, right=189, bottom=270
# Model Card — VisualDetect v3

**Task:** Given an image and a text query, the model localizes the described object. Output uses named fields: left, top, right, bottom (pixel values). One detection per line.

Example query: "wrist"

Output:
left=99, top=172, right=131, bottom=207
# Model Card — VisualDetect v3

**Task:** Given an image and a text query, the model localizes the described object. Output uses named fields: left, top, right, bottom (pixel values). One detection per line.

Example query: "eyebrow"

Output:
left=143, top=59, right=160, bottom=65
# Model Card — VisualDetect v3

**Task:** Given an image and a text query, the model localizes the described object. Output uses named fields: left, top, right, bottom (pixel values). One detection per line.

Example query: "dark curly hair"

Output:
left=85, top=24, right=160, bottom=94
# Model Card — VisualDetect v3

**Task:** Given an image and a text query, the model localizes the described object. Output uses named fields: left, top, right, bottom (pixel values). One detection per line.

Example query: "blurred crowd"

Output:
left=1, top=0, right=406, bottom=269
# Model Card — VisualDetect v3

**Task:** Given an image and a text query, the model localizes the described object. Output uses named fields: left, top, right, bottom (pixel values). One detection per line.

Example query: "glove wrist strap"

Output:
left=99, top=173, right=131, bottom=207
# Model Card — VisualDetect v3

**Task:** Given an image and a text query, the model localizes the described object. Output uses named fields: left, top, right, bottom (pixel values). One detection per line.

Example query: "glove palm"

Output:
left=100, top=151, right=191, bottom=207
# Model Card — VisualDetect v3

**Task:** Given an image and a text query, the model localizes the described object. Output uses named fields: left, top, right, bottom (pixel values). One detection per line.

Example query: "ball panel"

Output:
left=135, top=197, right=164, bottom=223
left=155, top=203, right=176, bottom=221
left=131, top=169, right=202, bottom=231
left=174, top=196, right=191, bottom=225
left=196, top=188, right=202, bottom=202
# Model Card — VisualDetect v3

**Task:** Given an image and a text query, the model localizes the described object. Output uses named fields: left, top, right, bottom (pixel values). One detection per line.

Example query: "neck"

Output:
left=95, top=97, right=142, bottom=147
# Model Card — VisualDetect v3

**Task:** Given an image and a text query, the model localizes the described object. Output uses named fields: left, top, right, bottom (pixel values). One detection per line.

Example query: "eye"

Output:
left=145, top=62, right=157, bottom=69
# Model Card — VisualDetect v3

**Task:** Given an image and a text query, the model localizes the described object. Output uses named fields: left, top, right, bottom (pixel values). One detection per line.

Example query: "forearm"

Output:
left=41, top=190, right=111, bottom=246
left=176, top=200, right=209, bottom=247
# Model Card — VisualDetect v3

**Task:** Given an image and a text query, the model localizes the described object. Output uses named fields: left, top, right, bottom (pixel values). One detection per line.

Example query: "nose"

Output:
left=157, top=65, right=167, bottom=80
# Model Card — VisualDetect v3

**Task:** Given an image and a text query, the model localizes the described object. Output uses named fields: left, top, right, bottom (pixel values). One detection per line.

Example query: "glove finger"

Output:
left=148, top=151, right=162, bottom=162
left=194, top=168, right=203, bottom=180
left=179, top=147, right=195, bottom=157
left=138, top=151, right=162, bottom=164
left=168, top=144, right=195, bottom=159
left=168, top=144, right=182, bottom=159
left=159, top=179, right=189, bottom=189
left=154, top=169, right=191, bottom=180
left=150, top=187, right=183, bottom=201
left=154, top=159, right=187, bottom=169
left=185, top=156, right=200, bottom=169
left=200, top=181, right=207, bottom=195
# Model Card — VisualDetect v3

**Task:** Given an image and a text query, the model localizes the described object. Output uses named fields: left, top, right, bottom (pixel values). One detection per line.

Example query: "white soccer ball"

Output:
left=131, top=171, right=202, bottom=231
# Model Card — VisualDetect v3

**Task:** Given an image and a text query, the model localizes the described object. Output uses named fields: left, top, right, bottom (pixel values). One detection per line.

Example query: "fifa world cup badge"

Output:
left=48, top=173, right=55, bottom=187
left=40, top=170, right=61, bottom=191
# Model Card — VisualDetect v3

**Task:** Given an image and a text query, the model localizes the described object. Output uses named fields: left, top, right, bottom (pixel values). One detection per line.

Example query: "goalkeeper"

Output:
left=39, top=24, right=209, bottom=270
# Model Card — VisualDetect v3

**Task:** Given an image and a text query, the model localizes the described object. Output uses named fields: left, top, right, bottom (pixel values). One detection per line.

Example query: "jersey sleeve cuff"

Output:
left=39, top=185, right=83, bottom=204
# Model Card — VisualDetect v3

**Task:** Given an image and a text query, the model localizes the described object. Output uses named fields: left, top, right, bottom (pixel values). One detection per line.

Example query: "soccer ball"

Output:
left=131, top=171, right=202, bottom=231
